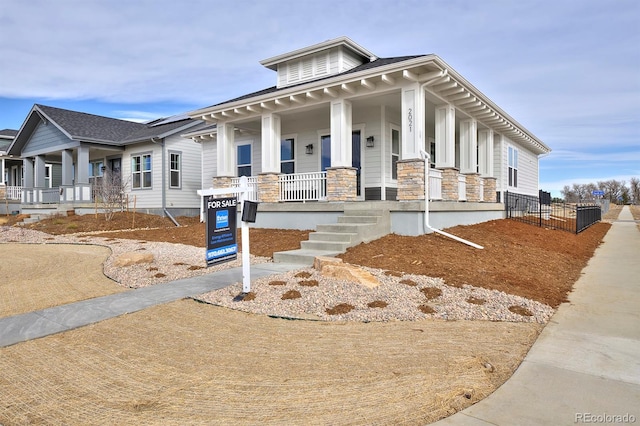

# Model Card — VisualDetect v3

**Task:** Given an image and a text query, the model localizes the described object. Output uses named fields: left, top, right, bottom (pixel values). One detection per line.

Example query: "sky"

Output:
left=0, top=0, right=638, bottom=197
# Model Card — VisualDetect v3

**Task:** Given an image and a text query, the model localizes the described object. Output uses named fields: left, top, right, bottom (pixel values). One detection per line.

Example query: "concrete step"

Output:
left=22, top=215, right=46, bottom=224
left=338, top=215, right=379, bottom=224
left=308, top=231, right=357, bottom=243
left=300, top=240, right=351, bottom=251
left=273, top=209, right=389, bottom=265
left=315, top=223, right=372, bottom=234
left=273, top=249, right=342, bottom=266
left=343, top=209, right=383, bottom=216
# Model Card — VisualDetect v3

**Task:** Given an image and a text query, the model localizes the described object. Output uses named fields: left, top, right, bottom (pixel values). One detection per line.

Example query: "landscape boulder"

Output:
left=313, top=256, right=379, bottom=289
left=113, top=252, right=154, bottom=267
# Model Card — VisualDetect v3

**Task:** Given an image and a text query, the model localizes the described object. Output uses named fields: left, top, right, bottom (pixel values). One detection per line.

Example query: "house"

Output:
left=185, top=37, right=550, bottom=238
left=0, top=129, right=22, bottom=213
left=7, top=104, right=206, bottom=218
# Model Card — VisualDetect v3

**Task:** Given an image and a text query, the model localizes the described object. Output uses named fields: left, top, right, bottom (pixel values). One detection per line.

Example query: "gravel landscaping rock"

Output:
left=1, top=226, right=554, bottom=324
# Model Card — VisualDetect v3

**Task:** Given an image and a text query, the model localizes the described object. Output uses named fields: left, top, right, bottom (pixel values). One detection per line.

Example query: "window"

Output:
left=132, top=153, right=152, bottom=189
left=281, top=138, right=295, bottom=174
left=89, top=161, right=104, bottom=178
left=429, top=137, right=436, bottom=168
left=508, top=146, right=518, bottom=187
left=45, top=165, right=52, bottom=188
left=391, top=128, right=400, bottom=180
left=169, top=152, right=181, bottom=188
left=237, top=144, right=252, bottom=177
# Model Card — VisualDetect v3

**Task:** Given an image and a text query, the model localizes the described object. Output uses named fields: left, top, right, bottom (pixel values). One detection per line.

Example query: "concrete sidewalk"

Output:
left=0, top=262, right=299, bottom=348
left=434, top=206, right=640, bottom=425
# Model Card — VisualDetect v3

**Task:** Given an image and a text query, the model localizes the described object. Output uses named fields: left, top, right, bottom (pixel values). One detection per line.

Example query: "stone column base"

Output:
left=465, top=173, right=481, bottom=202
left=212, top=176, right=234, bottom=197
left=397, top=159, right=425, bottom=201
left=326, top=167, right=357, bottom=201
left=482, top=177, right=497, bottom=202
left=441, top=168, right=460, bottom=201
left=258, top=173, right=280, bottom=203
left=0, top=183, right=5, bottom=200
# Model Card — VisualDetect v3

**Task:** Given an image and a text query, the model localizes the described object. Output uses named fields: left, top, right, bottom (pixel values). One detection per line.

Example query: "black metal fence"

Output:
left=505, top=191, right=601, bottom=234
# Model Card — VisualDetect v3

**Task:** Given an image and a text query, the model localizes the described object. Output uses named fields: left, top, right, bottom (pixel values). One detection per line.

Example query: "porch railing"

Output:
left=279, top=171, right=327, bottom=202
left=458, top=175, right=467, bottom=201
left=231, top=176, right=259, bottom=202
left=5, top=186, right=22, bottom=200
left=40, top=188, right=60, bottom=204
left=428, top=169, right=442, bottom=200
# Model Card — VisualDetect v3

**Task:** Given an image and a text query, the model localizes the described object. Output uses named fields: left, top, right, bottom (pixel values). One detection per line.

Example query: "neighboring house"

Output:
left=0, top=129, right=23, bottom=211
left=185, top=37, right=550, bottom=235
left=7, top=104, right=205, bottom=217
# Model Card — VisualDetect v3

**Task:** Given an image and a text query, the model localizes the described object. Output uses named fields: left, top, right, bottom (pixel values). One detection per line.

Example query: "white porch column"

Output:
left=34, top=155, right=46, bottom=188
left=216, top=122, right=236, bottom=176
left=76, top=144, right=89, bottom=184
left=478, top=129, right=494, bottom=177
left=0, top=158, right=5, bottom=185
left=61, top=149, right=73, bottom=185
left=330, top=99, right=352, bottom=167
left=261, top=113, right=281, bottom=173
left=435, top=104, right=456, bottom=168
left=401, top=83, right=425, bottom=160
left=460, top=119, right=477, bottom=174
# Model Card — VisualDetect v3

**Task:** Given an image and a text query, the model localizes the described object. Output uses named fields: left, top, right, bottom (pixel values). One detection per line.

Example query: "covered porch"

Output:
left=19, top=145, right=123, bottom=206
left=191, top=76, right=501, bottom=205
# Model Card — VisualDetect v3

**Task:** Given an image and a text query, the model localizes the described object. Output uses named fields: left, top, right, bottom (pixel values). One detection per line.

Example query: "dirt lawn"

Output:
left=0, top=206, right=619, bottom=424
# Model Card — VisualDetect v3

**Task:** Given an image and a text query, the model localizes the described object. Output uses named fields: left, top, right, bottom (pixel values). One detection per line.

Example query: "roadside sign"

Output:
left=592, top=190, right=604, bottom=197
left=197, top=177, right=255, bottom=292
left=205, top=196, right=237, bottom=266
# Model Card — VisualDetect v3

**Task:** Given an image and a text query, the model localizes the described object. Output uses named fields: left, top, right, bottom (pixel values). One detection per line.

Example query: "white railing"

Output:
left=458, top=175, right=467, bottom=201
left=479, top=178, right=485, bottom=202
left=231, top=176, right=258, bottom=202
left=428, top=169, right=442, bottom=200
left=5, top=186, right=22, bottom=200
left=279, top=171, right=327, bottom=202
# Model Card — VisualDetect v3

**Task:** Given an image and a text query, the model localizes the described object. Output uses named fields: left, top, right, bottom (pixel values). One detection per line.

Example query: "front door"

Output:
left=320, top=130, right=362, bottom=197
left=107, top=158, right=122, bottom=187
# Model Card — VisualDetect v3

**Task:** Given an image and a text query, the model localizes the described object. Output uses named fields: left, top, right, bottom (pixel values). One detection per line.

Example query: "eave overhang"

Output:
left=189, top=55, right=550, bottom=155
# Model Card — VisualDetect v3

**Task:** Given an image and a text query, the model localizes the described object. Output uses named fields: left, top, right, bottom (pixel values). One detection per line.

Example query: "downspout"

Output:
left=420, top=150, right=483, bottom=249
left=151, top=137, right=179, bottom=227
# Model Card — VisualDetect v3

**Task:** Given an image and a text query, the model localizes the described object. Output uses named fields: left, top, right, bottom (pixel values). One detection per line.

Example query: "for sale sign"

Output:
left=205, top=196, right=237, bottom=266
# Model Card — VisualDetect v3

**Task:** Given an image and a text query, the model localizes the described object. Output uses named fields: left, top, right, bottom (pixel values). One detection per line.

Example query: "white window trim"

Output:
left=236, top=142, right=253, bottom=177
left=45, top=164, right=52, bottom=188
left=508, top=145, right=518, bottom=188
left=390, top=124, right=401, bottom=182
left=280, top=134, right=296, bottom=174
left=131, top=152, right=152, bottom=190
left=169, top=150, right=182, bottom=189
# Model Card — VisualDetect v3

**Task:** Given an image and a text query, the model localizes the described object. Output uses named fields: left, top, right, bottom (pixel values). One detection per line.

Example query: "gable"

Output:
left=22, top=120, right=76, bottom=157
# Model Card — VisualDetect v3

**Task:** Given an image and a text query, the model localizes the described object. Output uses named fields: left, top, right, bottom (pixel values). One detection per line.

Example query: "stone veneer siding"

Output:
left=211, top=176, right=234, bottom=197
left=0, top=183, right=5, bottom=200
left=441, top=168, right=460, bottom=201
left=397, top=159, right=425, bottom=201
left=326, top=167, right=357, bottom=202
left=258, top=173, right=280, bottom=203
left=482, top=177, right=497, bottom=203
left=465, top=173, right=481, bottom=202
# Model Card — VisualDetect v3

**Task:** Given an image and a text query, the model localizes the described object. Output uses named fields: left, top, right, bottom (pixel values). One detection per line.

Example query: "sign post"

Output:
left=197, top=177, right=254, bottom=293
